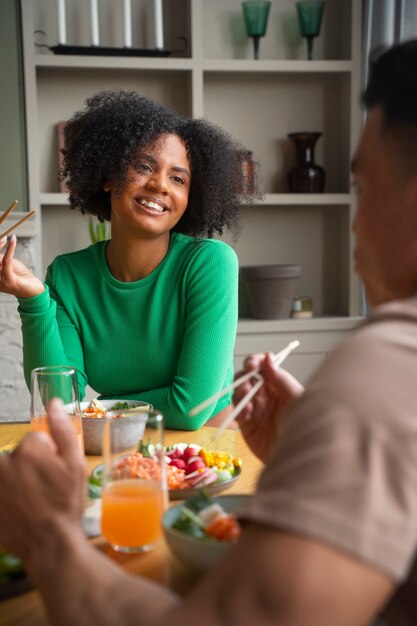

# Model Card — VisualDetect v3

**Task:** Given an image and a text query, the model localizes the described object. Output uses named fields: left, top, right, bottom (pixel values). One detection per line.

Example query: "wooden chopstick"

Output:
left=212, top=340, right=300, bottom=439
left=189, top=340, right=300, bottom=418
left=0, top=210, right=36, bottom=240
left=0, top=200, right=18, bottom=226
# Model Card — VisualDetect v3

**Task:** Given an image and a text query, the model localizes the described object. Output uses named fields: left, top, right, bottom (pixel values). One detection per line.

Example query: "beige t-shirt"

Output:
left=240, top=297, right=417, bottom=625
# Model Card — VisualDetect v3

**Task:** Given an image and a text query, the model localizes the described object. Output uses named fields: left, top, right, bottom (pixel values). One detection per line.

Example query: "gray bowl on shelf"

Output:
left=240, top=264, right=301, bottom=319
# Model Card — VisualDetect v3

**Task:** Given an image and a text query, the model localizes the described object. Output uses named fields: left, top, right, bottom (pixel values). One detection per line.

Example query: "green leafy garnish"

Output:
left=137, top=438, right=155, bottom=458
left=109, top=401, right=130, bottom=411
left=181, top=489, right=212, bottom=514
left=170, top=490, right=217, bottom=540
left=171, top=506, right=206, bottom=539
left=87, top=475, right=102, bottom=499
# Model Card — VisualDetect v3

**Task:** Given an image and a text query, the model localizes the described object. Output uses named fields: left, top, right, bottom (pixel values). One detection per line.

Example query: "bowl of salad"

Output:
left=81, top=399, right=152, bottom=455
left=162, top=491, right=247, bottom=572
left=91, top=441, right=242, bottom=499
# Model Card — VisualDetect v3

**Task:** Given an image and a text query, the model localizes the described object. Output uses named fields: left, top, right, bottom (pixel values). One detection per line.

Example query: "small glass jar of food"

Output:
left=291, top=295, right=313, bottom=319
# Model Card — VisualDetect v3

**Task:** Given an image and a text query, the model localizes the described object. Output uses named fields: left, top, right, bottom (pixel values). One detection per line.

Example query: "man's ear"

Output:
left=103, top=182, right=111, bottom=192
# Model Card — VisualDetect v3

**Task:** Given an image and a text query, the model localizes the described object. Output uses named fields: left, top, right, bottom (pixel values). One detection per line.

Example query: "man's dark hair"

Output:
left=62, top=90, right=259, bottom=237
left=363, top=40, right=417, bottom=169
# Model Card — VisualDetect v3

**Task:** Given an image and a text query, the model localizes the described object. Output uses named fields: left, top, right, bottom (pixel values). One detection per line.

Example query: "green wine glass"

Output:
left=296, top=1, right=326, bottom=60
left=242, top=1, right=271, bottom=61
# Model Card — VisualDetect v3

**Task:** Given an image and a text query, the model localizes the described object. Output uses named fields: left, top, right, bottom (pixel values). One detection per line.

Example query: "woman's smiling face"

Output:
left=105, top=133, right=191, bottom=239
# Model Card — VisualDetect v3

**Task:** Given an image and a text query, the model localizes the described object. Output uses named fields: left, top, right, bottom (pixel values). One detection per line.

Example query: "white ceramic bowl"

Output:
left=162, top=494, right=248, bottom=572
left=81, top=399, right=151, bottom=455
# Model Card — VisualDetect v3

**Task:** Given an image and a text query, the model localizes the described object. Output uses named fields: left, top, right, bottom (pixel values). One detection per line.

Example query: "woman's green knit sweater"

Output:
left=18, top=232, right=238, bottom=429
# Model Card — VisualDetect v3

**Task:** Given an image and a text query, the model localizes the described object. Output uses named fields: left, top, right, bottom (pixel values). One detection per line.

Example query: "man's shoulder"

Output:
left=331, top=296, right=417, bottom=364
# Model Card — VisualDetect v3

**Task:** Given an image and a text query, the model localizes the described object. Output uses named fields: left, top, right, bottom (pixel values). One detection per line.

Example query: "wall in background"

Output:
left=0, top=0, right=27, bottom=206
left=0, top=0, right=31, bottom=421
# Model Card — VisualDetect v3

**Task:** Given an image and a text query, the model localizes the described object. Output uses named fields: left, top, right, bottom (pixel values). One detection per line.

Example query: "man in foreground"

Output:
left=1, top=40, right=417, bottom=625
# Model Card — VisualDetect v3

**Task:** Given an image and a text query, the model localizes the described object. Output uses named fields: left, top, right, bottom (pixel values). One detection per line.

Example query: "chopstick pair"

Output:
left=0, top=200, right=36, bottom=240
left=189, top=340, right=300, bottom=439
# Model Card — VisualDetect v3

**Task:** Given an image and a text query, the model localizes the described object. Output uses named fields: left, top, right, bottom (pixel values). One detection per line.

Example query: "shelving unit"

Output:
left=20, top=0, right=363, bottom=383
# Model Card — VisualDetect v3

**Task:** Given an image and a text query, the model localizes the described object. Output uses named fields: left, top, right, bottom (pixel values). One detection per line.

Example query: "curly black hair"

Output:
left=62, top=90, right=260, bottom=237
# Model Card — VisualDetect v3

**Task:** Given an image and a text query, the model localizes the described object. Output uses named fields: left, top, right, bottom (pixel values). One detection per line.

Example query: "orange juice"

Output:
left=30, top=414, right=84, bottom=453
left=101, top=479, right=164, bottom=551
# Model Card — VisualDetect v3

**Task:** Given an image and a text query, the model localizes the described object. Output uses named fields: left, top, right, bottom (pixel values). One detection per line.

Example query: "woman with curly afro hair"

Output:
left=0, top=90, right=259, bottom=430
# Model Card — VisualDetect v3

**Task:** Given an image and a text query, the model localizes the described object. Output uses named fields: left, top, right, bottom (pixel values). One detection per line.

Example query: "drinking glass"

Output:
left=242, top=1, right=271, bottom=60
left=30, top=365, right=84, bottom=453
left=101, top=409, right=166, bottom=553
left=296, top=1, right=326, bottom=60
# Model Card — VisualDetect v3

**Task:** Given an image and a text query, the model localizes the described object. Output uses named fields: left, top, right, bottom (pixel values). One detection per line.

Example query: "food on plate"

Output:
left=89, top=440, right=242, bottom=495
left=82, top=399, right=151, bottom=419
left=171, top=491, right=241, bottom=542
left=164, top=441, right=241, bottom=490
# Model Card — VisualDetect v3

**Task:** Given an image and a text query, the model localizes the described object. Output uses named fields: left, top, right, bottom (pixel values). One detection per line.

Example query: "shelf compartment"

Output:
left=222, top=204, right=352, bottom=317
left=31, top=0, right=191, bottom=61
left=204, top=72, right=351, bottom=194
left=202, top=0, right=352, bottom=61
left=37, top=67, right=192, bottom=194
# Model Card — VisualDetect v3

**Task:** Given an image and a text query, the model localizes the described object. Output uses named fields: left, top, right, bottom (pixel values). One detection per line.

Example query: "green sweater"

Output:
left=18, top=233, right=238, bottom=430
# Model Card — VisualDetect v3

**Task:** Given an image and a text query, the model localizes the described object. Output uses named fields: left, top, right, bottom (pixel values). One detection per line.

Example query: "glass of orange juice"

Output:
left=30, top=365, right=84, bottom=454
left=101, top=409, right=166, bottom=553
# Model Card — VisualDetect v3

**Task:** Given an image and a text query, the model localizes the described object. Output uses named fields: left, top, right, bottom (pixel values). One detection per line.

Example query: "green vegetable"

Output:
left=137, top=438, right=155, bottom=458
left=178, top=506, right=205, bottom=528
left=215, top=469, right=233, bottom=483
left=181, top=489, right=212, bottom=514
left=109, top=401, right=130, bottom=411
left=88, top=217, right=109, bottom=243
left=87, top=475, right=102, bottom=499
left=171, top=506, right=206, bottom=539
left=171, top=491, right=223, bottom=539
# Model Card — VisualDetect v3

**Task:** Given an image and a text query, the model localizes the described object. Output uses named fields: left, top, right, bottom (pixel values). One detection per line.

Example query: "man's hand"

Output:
left=233, top=353, right=304, bottom=461
left=0, top=235, right=45, bottom=298
left=0, top=399, right=86, bottom=564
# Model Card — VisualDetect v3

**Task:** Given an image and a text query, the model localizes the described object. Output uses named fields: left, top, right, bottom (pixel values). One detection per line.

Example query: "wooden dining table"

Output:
left=0, top=422, right=263, bottom=626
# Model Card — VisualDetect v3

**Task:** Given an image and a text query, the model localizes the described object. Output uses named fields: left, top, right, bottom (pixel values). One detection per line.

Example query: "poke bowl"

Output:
left=163, top=492, right=248, bottom=572
left=81, top=399, right=152, bottom=455
left=91, top=441, right=242, bottom=499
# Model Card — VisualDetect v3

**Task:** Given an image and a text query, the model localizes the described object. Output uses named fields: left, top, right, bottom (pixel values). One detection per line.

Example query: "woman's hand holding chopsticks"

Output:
left=233, top=352, right=304, bottom=462
left=0, top=236, right=45, bottom=298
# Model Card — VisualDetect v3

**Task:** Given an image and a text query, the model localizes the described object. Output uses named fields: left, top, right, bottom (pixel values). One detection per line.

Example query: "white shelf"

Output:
left=258, top=193, right=352, bottom=206
left=203, top=60, right=353, bottom=73
left=35, top=54, right=193, bottom=71
left=41, top=192, right=352, bottom=208
left=35, top=56, right=352, bottom=74
left=238, top=316, right=363, bottom=333
left=40, top=193, right=69, bottom=205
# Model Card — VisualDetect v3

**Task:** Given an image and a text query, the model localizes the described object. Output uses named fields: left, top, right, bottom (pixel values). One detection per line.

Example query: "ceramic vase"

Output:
left=287, top=131, right=325, bottom=193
